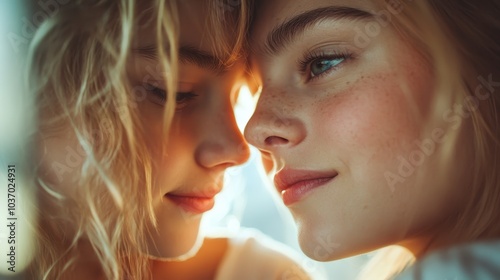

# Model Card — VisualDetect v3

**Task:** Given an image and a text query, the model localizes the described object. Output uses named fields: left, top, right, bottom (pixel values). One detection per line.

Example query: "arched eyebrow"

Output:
left=132, top=45, right=227, bottom=73
left=262, top=6, right=374, bottom=56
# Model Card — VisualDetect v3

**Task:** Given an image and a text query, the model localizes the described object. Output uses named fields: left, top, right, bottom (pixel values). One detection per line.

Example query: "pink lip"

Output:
left=274, top=169, right=338, bottom=206
left=166, top=190, right=220, bottom=214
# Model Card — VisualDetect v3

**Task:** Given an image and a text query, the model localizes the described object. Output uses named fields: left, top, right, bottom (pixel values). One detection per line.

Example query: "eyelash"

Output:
left=298, top=50, right=353, bottom=82
left=148, top=85, right=198, bottom=108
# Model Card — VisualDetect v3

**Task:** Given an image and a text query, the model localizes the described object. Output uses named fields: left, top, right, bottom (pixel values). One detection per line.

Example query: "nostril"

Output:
left=265, top=136, right=289, bottom=146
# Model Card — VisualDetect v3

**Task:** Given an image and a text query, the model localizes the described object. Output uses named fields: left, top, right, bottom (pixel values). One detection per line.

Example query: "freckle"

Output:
left=363, top=205, right=368, bottom=210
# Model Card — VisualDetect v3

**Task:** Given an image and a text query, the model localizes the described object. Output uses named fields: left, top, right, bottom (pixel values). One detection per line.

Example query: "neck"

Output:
left=151, top=237, right=228, bottom=279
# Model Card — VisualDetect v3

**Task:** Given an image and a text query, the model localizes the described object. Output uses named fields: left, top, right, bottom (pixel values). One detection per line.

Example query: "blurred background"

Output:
left=0, top=1, right=36, bottom=280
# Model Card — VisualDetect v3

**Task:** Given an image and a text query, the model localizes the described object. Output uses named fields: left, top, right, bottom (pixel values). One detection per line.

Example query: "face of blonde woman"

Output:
left=126, top=1, right=250, bottom=258
left=245, top=0, right=473, bottom=260
left=38, top=0, right=249, bottom=259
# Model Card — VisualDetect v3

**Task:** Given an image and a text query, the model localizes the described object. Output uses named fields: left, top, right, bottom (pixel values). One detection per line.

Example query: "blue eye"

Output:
left=310, top=57, right=345, bottom=78
left=299, top=51, right=352, bottom=82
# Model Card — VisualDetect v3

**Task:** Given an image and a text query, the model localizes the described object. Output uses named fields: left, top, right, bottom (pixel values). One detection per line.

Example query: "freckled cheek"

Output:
left=312, top=87, right=421, bottom=170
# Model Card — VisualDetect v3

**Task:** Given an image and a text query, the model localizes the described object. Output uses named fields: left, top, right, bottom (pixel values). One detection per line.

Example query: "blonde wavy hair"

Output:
left=359, top=0, right=500, bottom=279
left=29, top=0, right=250, bottom=279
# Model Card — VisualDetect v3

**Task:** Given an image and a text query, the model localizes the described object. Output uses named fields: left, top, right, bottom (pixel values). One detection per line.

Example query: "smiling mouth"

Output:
left=274, top=169, right=338, bottom=206
left=165, top=189, right=220, bottom=214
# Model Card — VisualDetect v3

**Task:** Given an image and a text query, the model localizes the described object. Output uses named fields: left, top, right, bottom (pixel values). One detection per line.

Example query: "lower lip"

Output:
left=281, top=177, right=336, bottom=206
left=166, top=195, right=215, bottom=214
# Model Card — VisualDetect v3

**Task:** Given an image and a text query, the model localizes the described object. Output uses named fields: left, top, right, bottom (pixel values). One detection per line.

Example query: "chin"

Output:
left=163, top=233, right=204, bottom=261
left=296, top=219, right=332, bottom=261
left=146, top=233, right=203, bottom=261
left=298, top=230, right=360, bottom=262
left=296, top=216, right=356, bottom=262
left=298, top=235, right=334, bottom=262
left=298, top=221, right=388, bottom=262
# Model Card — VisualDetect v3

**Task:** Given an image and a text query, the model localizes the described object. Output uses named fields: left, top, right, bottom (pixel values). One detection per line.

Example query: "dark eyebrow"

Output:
left=132, top=45, right=226, bottom=73
left=262, top=6, right=374, bottom=56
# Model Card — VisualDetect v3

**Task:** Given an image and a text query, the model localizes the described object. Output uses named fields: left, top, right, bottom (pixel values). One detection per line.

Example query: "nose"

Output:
left=195, top=104, right=250, bottom=169
left=244, top=87, right=306, bottom=152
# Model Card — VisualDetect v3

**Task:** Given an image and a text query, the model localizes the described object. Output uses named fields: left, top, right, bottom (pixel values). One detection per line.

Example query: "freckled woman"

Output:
left=244, top=0, right=500, bottom=279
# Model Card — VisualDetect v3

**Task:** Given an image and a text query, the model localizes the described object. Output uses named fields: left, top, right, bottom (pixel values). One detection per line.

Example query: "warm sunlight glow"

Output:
left=234, top=85, right=258, bottom=131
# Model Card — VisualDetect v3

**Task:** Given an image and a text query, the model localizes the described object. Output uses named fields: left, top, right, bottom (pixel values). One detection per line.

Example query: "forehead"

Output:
left=251, top=0, right=380, bottom=45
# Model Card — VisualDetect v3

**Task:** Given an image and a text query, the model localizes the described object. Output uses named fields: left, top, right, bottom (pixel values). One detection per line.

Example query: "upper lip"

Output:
left=274, top=169, right=338, bottom=192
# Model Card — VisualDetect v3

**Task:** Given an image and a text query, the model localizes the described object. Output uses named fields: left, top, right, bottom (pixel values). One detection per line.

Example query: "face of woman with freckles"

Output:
left=244, top=0, right=473, bottom=261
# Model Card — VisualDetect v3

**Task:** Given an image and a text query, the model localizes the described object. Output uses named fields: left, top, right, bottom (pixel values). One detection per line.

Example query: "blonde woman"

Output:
left=30, top=0, right=311, bottom=279
left=244, top=0, right=500, bottom=279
